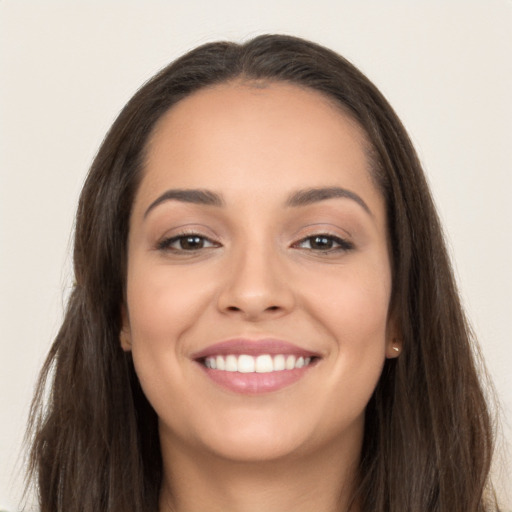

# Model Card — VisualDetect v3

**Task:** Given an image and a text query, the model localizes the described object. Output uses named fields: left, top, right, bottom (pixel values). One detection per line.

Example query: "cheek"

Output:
left=297, top=260, right=391, bottom=397
left=125, top=261, right=214, bottom=420
left=300, top=259, right=392, bottom=343
left=124, top=255, right=225, bottom=398
left=326, top=279, right=390, bottom=375
left=126, top=258, right=215, bottom=347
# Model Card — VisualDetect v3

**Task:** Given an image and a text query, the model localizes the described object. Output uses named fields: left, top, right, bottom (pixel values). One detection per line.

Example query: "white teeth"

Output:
left=203, top=354, right=314, bottom=373
left=216, top=355, right=225, bottom=370
left=238, top=354, right=255, bottom=373
left=225, top=355, right=238, bottom=372
left=255, top=354, right=273, bottom=373
left=273, top=354, right=285, bottom=371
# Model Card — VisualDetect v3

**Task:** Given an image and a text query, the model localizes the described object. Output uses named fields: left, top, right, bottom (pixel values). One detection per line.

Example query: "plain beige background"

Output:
left=1, top=1, right=511, bottom=509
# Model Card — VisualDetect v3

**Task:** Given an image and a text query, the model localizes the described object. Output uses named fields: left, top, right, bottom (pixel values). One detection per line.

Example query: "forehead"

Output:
left=137, top=81, right=381, bottom=212
left=147, top=80, right=369, bottom=157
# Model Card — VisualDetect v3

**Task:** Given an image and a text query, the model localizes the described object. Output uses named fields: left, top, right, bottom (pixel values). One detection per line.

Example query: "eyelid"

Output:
left=156, top=230, right=222, bottom=252
left=291, top=232, right=354, bottom=252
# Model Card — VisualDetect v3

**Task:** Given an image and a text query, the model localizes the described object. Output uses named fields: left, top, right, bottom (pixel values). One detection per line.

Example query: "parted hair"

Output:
left=27, top=34, right=499, bottom=511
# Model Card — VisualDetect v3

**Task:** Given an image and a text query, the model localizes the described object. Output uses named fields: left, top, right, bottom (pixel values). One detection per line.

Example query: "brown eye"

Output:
left=294, top=234, right=353, bottom=252
left=179, top=235, right=206, bottom=250
left=309, top=236, right=335, bottom=250
left=157, top=234, right=219, bottom=252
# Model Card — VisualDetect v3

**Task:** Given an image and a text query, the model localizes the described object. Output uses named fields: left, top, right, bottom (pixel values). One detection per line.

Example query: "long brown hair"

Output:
left=26, top=34, right=499, bottom=511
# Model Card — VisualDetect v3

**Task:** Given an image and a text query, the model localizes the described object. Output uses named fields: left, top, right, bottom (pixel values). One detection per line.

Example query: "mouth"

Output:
left=192, top=338, right=321, bottom=394
left=202, top=353, right=317, bottom=373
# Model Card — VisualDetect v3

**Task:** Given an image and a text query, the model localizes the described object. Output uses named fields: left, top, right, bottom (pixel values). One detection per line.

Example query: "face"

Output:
left=122, top=82, right=398, bottom=464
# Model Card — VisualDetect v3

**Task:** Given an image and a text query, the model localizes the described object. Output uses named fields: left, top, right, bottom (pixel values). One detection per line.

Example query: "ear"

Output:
left=385, top=314, right=402, bottom=359
left=119, top=305, right=132, bottom=352
left=386, top=338, right=402, bottom=359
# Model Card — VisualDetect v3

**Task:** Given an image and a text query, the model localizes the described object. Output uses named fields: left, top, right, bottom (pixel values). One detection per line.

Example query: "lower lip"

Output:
left=198, top=364, right=314, bottom=394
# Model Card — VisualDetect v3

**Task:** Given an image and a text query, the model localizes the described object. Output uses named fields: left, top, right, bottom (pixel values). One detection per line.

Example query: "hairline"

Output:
left=140, top=76, right=386, bottom=201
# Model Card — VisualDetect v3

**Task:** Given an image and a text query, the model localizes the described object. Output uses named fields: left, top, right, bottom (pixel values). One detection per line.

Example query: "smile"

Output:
left=193, top=338, right=320, bottom=394
left=203, top=354, right=313, bottom=373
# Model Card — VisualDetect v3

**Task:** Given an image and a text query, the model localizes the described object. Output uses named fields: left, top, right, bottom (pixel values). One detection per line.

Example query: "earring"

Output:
left=392, top=346, right=400, bottom=353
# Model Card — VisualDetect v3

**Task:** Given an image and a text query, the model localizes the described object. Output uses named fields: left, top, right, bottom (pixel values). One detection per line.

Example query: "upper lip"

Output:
left=191, top=338, right=321, bottom=360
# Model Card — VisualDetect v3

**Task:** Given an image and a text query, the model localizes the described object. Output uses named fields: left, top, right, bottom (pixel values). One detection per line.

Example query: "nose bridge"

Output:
left=217, top=232, right=294, bottom=318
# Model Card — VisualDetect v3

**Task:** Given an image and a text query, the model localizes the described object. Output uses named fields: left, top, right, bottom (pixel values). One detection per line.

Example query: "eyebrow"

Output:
left=143, top=186, right=372, bottom=218
left=285, top=187, right=372, bottom=215
left=144, top=189, right=225, bottom=218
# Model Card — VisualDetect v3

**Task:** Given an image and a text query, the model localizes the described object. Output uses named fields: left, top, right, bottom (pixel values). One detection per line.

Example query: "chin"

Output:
left=171, top=406, right=363, bottom=466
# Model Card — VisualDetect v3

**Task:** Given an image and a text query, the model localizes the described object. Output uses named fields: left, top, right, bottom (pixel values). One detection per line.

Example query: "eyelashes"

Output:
left=292, top=234, right=354, bottom=252
left=157, top=232, right=354, bottom=255
left=157, top=233, right=220, bottom=252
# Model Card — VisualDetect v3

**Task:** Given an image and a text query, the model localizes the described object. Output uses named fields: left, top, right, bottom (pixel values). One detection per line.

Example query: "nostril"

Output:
left=223, top=304, right=281, bottom=315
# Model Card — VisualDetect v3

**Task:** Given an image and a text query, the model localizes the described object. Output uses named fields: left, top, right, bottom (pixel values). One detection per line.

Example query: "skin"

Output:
left=121, top=82, right=400, bottom=512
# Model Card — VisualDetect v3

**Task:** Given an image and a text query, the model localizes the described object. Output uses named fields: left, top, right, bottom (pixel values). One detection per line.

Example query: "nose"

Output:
left=216, top=242, right=296, bottom=321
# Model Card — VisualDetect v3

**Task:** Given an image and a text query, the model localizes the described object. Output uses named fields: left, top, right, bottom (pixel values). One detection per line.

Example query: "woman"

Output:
left=27, top=34, right=499, bottom=511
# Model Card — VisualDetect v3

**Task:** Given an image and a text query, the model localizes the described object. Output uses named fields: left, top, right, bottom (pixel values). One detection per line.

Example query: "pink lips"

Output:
left=192, top=338, right=320, bottom=395
left=192, top=338, right=318, bottom=359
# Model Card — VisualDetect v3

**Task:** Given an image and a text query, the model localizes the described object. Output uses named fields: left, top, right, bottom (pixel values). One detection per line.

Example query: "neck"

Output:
left=158, top=434, right=362, bottom=512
